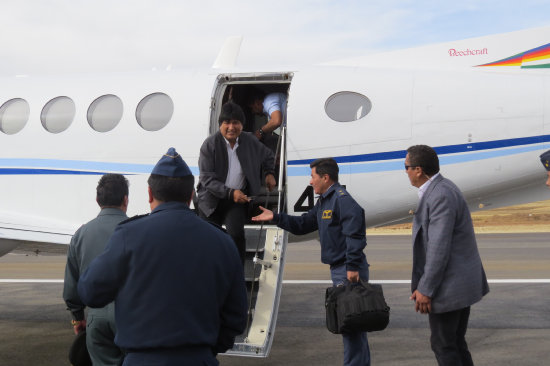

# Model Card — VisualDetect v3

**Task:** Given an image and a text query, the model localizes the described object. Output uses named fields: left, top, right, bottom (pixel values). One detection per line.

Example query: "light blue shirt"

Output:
left=263, top=92, right=287, bottom=119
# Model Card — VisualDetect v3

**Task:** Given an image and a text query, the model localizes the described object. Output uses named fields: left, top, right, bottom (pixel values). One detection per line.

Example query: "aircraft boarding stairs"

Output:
left=225, top=184, right=288, bottom=357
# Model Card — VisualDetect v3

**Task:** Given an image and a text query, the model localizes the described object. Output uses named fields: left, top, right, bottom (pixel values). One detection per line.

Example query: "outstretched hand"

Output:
left=252, top=206, right=274, bottom=222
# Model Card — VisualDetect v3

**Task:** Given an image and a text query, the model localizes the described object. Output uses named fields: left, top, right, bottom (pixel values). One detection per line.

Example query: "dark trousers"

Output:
left=199, top=199, right=247, bottom=265
left=429, top=306, right=474, bottom=366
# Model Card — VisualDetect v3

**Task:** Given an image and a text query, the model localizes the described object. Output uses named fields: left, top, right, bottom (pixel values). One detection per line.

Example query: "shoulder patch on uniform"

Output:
left=118, top=214, right=149, bottom=225
left=337, top=189, right=348, bottom=197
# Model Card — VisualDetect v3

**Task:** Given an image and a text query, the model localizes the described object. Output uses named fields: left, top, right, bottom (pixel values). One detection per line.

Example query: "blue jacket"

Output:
left=78, top=201, right=248, bottom=354
left=274, top=183, right=367, bottom=271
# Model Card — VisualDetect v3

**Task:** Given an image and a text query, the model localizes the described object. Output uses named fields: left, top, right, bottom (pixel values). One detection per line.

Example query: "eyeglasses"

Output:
left=404, top=165, right=418, bottom=171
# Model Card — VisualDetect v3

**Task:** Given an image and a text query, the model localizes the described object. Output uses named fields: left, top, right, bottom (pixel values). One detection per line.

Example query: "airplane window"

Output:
left=136, top=92, right=174, bottom=131
left=324, top=91, right=372, bottom=122
left=0, top=98, right=30, bottom=135
left=41, top=96, right=76, bottom=133
left=87, top=94, right=123, bottom=132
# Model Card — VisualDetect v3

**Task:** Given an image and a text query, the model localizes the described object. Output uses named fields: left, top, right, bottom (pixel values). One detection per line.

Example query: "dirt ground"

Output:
left=367, top=199, right=550, bottom=235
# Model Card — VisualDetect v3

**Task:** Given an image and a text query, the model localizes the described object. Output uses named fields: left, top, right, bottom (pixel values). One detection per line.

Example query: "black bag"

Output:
left=325, top=280, right=390, bottom=334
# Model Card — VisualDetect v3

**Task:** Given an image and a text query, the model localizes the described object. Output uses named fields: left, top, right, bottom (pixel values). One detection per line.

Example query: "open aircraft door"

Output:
left=209, top=73, right=291, bottom=357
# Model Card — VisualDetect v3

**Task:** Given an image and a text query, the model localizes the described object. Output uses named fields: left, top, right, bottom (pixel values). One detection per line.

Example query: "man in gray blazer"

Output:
left=405, top=145, right=489, bottom=366
left=197, top=102, right=276, bottom=263
left=63, top=173, right=129, bottom=366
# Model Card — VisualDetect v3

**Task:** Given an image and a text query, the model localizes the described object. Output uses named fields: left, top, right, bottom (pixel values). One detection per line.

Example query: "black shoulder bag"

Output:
left=325, top=280, right=390, bottom=334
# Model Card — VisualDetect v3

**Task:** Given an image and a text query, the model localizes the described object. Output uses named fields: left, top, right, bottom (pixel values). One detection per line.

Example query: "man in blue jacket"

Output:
left=253, top=157, right=370, bottom=366
left=78, top=148, right=248, bottom=365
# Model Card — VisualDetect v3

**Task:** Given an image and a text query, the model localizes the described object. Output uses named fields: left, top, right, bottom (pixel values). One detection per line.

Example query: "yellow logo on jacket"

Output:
left=322, top=210, right=332, bottom=219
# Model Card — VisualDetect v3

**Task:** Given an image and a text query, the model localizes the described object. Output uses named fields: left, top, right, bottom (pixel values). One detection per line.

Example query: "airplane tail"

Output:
left=212, top=36, right=243, bottom=69
left=323, top=25, right=550, bottom=71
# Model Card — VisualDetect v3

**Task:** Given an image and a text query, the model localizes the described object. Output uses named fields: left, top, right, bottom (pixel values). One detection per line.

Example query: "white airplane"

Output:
left=1, top=25, right=549, bottom=357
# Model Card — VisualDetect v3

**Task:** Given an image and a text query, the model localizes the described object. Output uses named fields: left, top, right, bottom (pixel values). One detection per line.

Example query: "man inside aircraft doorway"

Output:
left=252, top=158, right=371, bottom=366
left=247, top=90, right=286, bottom=153
left=63, top=173, right=128, bottom=366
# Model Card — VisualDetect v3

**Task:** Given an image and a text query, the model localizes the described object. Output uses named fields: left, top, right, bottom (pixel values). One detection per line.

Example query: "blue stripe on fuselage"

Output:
left=0, top=135, right=548, bottom=176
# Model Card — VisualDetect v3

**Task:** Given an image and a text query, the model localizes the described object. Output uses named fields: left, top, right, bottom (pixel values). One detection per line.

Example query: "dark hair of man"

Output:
left=218, top=101, right=246, bottom=126
left=310, top=158, right=339, bottom=182
left=246, top=88, right=266, bottom=107
left=406, top=145, right=440, bottom=176
left=96, top=174, right=129, bottom=207
left=147, top=174, right=195, bottom=203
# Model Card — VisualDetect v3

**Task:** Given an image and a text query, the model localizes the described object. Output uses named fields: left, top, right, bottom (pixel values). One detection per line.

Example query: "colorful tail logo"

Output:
left=477, top=42, right=550, bottom=68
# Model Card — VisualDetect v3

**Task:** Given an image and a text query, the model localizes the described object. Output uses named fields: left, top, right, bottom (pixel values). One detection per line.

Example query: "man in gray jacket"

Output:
left=197, top=102, right=276, bottom=263
left=405, top=145, right=489, bottom=366
left=63, top=173, right=129, bottom=366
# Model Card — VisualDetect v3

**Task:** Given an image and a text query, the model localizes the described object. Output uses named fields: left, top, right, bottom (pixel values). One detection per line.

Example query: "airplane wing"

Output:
left=0, top=212, right=74, bottom=256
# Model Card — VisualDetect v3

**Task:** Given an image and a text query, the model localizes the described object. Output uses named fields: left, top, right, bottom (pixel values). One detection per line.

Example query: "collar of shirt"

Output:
left=223, top=136, right=239, bottom=149
left=418, top=172, right=440, bottom=199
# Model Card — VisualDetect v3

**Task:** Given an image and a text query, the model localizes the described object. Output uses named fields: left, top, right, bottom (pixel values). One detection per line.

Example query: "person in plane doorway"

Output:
left=247, top=91, right=286, bottom=154
left=196, top=101, right=276, bottom=264
left=63, top=173, right=128, bottom=366
left=540, top=149, right=550, bottom=187
left=252, top=157, right=371, bottom=366
left=404, top=145, right=489, bottom=366
left=77, top=148, right=248, bottom=365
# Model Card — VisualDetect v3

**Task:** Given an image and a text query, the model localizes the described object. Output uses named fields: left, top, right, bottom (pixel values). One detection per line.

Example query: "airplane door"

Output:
left=208, top=73, right=291, bottom=358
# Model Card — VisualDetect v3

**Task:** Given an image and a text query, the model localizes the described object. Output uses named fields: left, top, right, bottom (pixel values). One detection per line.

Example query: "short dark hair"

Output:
left=406, top=145, right=440, bottom=176
left=218, top=102, right=245, bottom=126
left=147, top=174, right=195, bottom=203
left=96, top=174, right=129, bottom=207
left=310, top=158, right=339, bottom=182
left=246, top=88, right=266, bottom=107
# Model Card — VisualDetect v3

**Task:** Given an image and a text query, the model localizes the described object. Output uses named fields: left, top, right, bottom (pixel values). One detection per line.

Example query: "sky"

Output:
left=1, top=0, right=550, bottom=75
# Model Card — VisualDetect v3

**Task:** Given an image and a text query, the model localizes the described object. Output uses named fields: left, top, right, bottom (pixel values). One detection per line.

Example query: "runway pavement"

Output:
left=1, top=233, right=549, bottom=365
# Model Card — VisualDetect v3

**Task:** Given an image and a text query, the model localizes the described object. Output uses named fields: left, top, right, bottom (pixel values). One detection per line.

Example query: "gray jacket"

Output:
left=412, top=174, right=489, bottom=313
left=197, top=131, right=275, bottom=217
left=63, top=208, right=128, bottom=320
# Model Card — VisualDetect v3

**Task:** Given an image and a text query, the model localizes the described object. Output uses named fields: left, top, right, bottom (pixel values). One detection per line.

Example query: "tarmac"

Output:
left=1, top=233, right=549, bottom=365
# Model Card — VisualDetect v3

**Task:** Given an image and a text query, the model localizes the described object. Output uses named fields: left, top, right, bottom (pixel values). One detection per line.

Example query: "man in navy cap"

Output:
left=540, top=149, right=550, bottom=187
left=78, top=148, right=248, bottom=366
left=197, top=101, right=276, bottom=264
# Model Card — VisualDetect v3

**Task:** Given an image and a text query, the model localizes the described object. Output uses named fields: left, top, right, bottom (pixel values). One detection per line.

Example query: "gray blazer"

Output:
left=197, top=131, right=275, bottom=217
left=412, top=174, right=489, bottom=313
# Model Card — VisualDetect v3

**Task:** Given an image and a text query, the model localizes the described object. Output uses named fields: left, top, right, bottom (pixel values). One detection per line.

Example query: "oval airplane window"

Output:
left=325, top=91, right=372, bottom=122
left=41, top=96, right=76, bottom=133
left=87, top=94, right=123, bottom=132
left=136, top=92, right=174, bottom=131
left=0, top=98, right=30, bottom=135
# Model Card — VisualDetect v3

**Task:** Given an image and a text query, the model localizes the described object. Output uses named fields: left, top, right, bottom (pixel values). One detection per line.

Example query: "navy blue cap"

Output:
left=541, top=150, right=550, bottom=172
left=151, top=148, right=192, bottom=177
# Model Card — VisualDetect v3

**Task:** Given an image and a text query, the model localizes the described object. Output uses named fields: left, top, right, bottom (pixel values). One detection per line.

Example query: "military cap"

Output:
left=540, top=149, right=550, bottom=171
left=151, top=147, right=192, bottom=177
left=68, top=331, right=92, bottom=366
